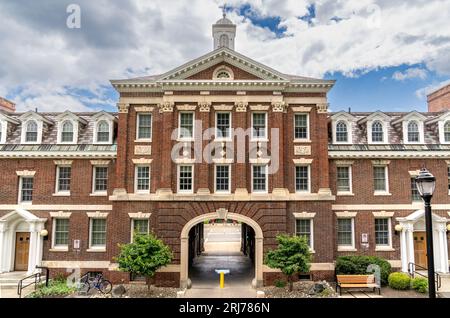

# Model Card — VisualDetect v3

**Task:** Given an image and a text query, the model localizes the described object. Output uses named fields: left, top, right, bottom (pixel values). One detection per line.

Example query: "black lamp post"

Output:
left=415, top=168, right=437, bottom=298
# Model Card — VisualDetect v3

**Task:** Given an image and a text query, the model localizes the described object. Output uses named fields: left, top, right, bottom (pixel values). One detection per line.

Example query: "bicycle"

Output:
left=79, top=273, right=112, bottom=294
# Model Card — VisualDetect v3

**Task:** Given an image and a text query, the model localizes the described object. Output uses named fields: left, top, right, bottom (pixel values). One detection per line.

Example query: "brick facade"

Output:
left=428, top=84, right=450, bottom=112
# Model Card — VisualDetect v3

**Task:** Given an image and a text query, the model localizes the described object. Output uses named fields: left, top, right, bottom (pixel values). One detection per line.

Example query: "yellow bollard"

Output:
left=220, top=272, right=225, bottom=288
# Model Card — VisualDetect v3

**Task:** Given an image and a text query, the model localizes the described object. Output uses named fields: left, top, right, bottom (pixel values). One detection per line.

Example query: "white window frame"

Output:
left=177, top=164, right=194, bottom=194
left=136, top=113, right=153, bottom=142
left=439, top=119, right=450, bottom=144
left=295, top=218, right=314, bottom=252
left=215, top=112, right=232, bottom=141
left=94, top=119, right=113, bottom=144
left=134, top=165, right=151, bottom=194
left=251, top=112, right=268, bottom=141
left=368, top=120, right=388, bottom=144
left=21, top=119, right=43, bottom=144
left=130, top=219, right=150, bottom=242
left=337, top=218, right=356, bottom=251
left=374, top=217, right=393, bottom=251
left=214, top=164, right=231, bottom=194
left=51, top=218, right=70, bottom=251
left=57, top=119, right=78, bottom=144
left=251, top=164, right=268, bottom=194
left=91, top=165, right=109, bottom=195
left=88, top=218, right=107, bottom=250
left=178, top=112, right=195, bottom=141
left=373, top=165, right=391, bottom=196
left=336, top=165, right=353, bottom=196
left=294, top=165, right=311, bottom=194
left=293, top=113, right=310, bottom=142
left=18, top=176, right=33, bottom=204
left=403, top=119, right=424, bottom=144
left=333, top=119, right=352, bottom=144
left=0, top=120, right=7, bottom=144
left=55, top=165, right=71, bottom=196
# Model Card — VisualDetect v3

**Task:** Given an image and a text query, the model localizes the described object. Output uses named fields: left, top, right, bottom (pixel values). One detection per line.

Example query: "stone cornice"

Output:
left=329, top=151, right=450, bottom=159
left=0, top=152, right=117, bottom=159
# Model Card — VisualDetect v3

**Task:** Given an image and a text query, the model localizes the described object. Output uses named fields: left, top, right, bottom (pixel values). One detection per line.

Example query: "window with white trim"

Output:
left=296, top=219, right=313, bottom=248
left=53, top=218, right=69, bottom=248
left=61, top=120, right=74, bottom=143
left=56, top=166, right=71, bottom=194
left=215, top=165, right=230, bottom=193
left=337, top=218, right=354, bottom=247
left=252, top=113, right=267, bottom=139
left=295, top=165, right=310, bottom=193
left=25, top=120, right=38, bottom=143
left=96, top=120, right=110, bottom=143
left=216, top=112, right=231, bottom=139
left=252, top=165, right=267, bottom=193
left=0, top=121, right=3, bottom=144
left=135, top=166, right=150, bottom=193
left=448, top=166, right=450, bottom=194
left=444, top=121, right=450, bottom=142
left=179, top=112, right=194, bottom=139
left=89, top=218, right=107, bottom=248
left=93, top=166, right=108, bottom=193
left=371, top=120, right=384, bottom=143
left=137, top=114, right=152, bottom=140
left=335, top=121, right=348, bottom=143
left=178, top=165, right=193, bottom=193
left=19, top=177, right=33, bottom=203
left=407, top=121, right=420, bottom=143
left=375, top=218, right=391, bottom=247
left=294, top=114, right=309, bottom=140
left=336, top=166, right=352, bottom=194
left=411, top=177, right=421, bottom=201
left=373, top=166, right=388, bottom=193
left=132, top=219, right=149, bottom=238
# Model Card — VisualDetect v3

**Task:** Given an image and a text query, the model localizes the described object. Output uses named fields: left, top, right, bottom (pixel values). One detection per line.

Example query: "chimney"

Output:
left=0, top=97, right=16, bottom=113
left=427, top=83, right=450, bottom=112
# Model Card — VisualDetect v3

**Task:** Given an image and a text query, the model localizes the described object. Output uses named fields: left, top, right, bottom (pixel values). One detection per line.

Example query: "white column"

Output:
left=0, top=222, right=8, bottom=273
left=438, top=224, right=448, bottom=273
left=406, top=225, right=415, bottom=268
left=180, top=237, right=189, bottom=289
left=27, top=221, right=40, bottom=274
left=400, top=227, right=408, bottom=272
left=254, top=237, right=263, bottom=288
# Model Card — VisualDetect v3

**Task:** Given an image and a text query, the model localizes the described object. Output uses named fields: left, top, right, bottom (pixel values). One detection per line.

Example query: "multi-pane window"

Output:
left=179, top=113, right=194, bottom=139
left=178, top=165, right=193, bottom=192
left=373, top=166, right=387, bottom=192
left=295, top=166, right=309, bottom=192
left=25, top=120, right=38, bottom=142
left=407, top=121, right=420, bottom=142
left=336, top=121, right=348, bottom=142
left=448, top=167, right=450, bottom=193
left=444, top=122, right=450, bottom=142
left=252, top=113, right=267, bottom=139
left=20, top=177, right=33, bottom=202
left=135, top=166, right=150, bottom=193
left=216, top=113, right=231, bottom=139
left=337, top=218, right=353, bottom=246
left=296, top=219, right=312, bottom=247
left=57, top=166, right=71, bottom=192
left=294, top=114, right=308, bottom=139
left=215, top=165, right=230, bottom=192
left=96, top=120, right=110, bottom=143
left=375, top=218, right=390, bottom=246
left=371, top=121, right=384, bottom=142
left=137, top=114, right=152, bottom=139
left=336, top=166, right=351, bottom=193
left=90, top=218, right=107, bottom=247
left=61, top=121, right=74, bottom=143
left=411, top=177, right=421, bottom=201
left=252, top=165, right=267, bottom=192
left=133, top=219, right=149, bottom=236
left=54, top=219, right=69, bottom=247
left=94, top=166, right=108, bottom=193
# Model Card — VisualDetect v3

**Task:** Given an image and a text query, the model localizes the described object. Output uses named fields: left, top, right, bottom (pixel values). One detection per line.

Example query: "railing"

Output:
left=17, top=266, right=49, bottom=298
left=408, top=262, right=442, bottom=290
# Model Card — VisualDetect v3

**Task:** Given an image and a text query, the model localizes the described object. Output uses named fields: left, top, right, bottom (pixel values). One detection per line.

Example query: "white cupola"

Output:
left=212, top=12, right=236, bottom=50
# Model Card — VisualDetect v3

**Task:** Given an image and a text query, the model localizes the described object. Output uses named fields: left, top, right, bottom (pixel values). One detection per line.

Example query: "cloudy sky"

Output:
left=0, top=0, right=449, bottom=113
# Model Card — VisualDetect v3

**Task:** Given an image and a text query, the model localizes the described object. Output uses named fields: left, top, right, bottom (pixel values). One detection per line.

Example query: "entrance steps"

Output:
left=0, top=272, right=46, bottom=290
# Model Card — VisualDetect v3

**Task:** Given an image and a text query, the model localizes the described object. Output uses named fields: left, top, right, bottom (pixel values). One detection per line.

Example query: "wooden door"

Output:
left=414, top=232, right=427, bottom=268
left=14, top=232, right=30, bottom=271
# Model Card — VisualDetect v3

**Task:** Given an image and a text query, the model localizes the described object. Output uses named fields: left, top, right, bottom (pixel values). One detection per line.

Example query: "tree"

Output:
left=264, top=234, right=311, bottom=292
left=116, top=233, right=173, bottom=289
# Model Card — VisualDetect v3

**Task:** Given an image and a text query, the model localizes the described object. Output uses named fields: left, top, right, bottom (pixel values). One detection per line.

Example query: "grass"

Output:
left=26, top=278, right=77, bottom=298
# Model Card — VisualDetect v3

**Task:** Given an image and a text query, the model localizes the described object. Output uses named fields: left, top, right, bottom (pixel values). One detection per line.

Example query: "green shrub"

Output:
left=335, top=256, right=391, bottom=285
left=411, top=277, right=428, bottom=293
left=26, top=279, right=76, bottom=298
left=274, top=280, right=287, bottom=288
left=388, top=272, right=411, bottom=290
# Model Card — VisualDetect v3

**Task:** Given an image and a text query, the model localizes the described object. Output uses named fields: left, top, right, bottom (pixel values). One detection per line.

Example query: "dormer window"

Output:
left=25, top=120, right=38, bottom=142
left=371, top=121, right=384, bottom=143
left=331, top=112, right=355, bottom=144
left=336, top=121, right=348, bottom=143
left=96, top=120, right=110, bottom=143
left=444, top=121, right=450, bottom=142
left=0, top=122, right=3, bottom=144
left=61, top=121, right=74, bottom=143
left=407, top=121, right=419, bottom=143
left=92, top=111, right=116, bottom=145
left=393, top=111, right=425, bottom=144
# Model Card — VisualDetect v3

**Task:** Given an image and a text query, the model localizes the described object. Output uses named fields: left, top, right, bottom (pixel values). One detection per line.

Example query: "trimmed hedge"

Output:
left=411, top=277, right=428, bottom=293
left=388, top=272, right=411, bottom=290
left=335, top=256, right=391, bottom=285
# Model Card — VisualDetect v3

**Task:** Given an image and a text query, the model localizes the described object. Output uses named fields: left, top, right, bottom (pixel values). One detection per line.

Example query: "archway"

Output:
left=180, top=211, right=263, bottom=289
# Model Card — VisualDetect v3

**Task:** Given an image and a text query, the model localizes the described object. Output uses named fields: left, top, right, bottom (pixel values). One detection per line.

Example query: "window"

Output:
left=179, top=112, right=194, bottom=139
left=132, top=219, right=149, bottom=238
left=135, top=166, right=150, bottom=193
left=371, top=121, right=384, bottom=143
left=252, top=113, right=267, bottom=139
left=411, top=177, right=421, bottom=201
left=93, top=166, right=108, bottom=193
left=215, top=165, right=230, bottom=193
left=252, top=165, right=267, bottom=193
left=61, top=121, right=74, bottom=143
left=295, top=166, right=310, bottom=192
left=407, top=121, right=420, bottom=142
left=178, top=165, right=193, bottom=193
left=337, top=218, right=354, bottom=247
left=53, top=218, right=69, bottom=247
left=137, top=114, right=152, bottom=140
left=336, top=121, right=348, bottom=143
left=56, top=166, right=71, bottom=193
left=25, top=120, right=38, bottom=142
left=448, top=167, right=450, bottom=194
left=294, top=114, right=308, bottom=140
left=216, top=112, right=231, bottom=139
left=19, top=177, right=33, bottom=203
left=373, top=166, right=387, bottom=193
left=219, top=34, right=229, bottom=48
left=90, top=218, right=107, bottom=248
left=337, top=166, right=351, bottom=193
left=444, top=121, right=450, bottom=142
left=0, top=122, right=2, bottom=143
left=296, top=219, right=312, bottom=248
left=96, top=120, right=110, bottom=143
left=375, top=218, right=391, bottom=246
left=216, top=71, right=230, bottom=79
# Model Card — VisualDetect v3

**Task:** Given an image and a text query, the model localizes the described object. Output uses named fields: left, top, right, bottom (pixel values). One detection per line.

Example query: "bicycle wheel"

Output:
left=79, top=281, right=91, bottom=294
left=99, top=280, right=112, bottom=294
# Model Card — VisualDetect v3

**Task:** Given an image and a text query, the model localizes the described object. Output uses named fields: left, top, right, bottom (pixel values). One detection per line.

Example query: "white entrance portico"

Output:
left=397, top=210, right=449, bottom=273
left=0, top=209, right=46, bottom=274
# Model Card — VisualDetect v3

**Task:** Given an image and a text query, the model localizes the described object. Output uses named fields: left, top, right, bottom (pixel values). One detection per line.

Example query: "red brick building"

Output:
left=0, top=16, right=449, bottom=288
left=428, top=83, right=450, bottom=112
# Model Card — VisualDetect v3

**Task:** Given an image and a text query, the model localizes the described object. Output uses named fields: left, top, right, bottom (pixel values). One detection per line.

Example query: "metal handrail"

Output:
left=408, top=262, right=442, bottom=290
left=17, top=266, right=49, bottom=298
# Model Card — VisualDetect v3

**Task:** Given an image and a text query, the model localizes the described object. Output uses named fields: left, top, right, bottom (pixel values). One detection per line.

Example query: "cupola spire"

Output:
left=212, top=7, right=236, bottom=50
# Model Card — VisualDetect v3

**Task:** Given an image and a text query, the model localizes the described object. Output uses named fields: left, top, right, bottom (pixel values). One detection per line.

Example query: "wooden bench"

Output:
left=336, top=275, right=381, bottom=295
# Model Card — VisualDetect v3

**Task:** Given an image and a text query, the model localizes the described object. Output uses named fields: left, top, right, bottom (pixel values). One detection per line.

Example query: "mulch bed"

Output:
left=262, top=281, right=338, bottom=298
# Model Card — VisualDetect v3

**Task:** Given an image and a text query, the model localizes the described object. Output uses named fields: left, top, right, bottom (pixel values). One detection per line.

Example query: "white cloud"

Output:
left=392, top=68, right=427, bottom=81
left=415, top=79, right=450, bottom=99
